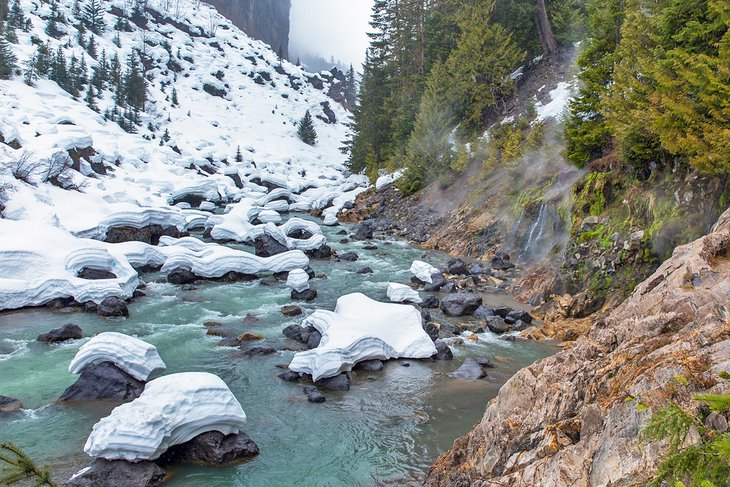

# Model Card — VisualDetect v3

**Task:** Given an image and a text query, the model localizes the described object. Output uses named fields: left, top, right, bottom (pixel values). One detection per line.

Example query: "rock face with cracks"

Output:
left=68, top=332, right=166, bottom=382
left=84, top=372, right=247, bottom=461
left=288, top=293, right=436, bottom=381
left=424, top=208, right=730, bottom=486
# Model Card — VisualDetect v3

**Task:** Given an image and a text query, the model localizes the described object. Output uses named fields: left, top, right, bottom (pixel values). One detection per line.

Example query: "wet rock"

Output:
left=432, top=340, right=453, bottom=360
left=217, top=337, right=243, bottom=347
left=355, top=267, right=374, bottom=274
left=446, top=258, right=470, bottom=275
left=421, top=295, right=440, bottom=309
left=0, top=396, right=22, bottom=413
left=450, top=358, right=489, bottom=380
left=485, top=316, right=512, bottom=334
left=401, top=362, right=411, bottom=367
left=475, top=357, right=495, bottom=368
left=470, top=264, right=489, bottom=275
left=437, top=323, right=459, bottom=338
left=441, top=282, right=457, bottom=294
left=158, top=431, right=259, bottom=466
left=705, top=413, right=729, bottom=432
left=291, top=288, right=318, bottom=301
left=306, top=245, right=333, bottom=259
left=259, top=276, right=279, bottom=286
left=493, top=307, right=512, bottom=318
left=306, top=330, right=322, bottom=349
left=167, top=268, right=197, bottom=285
left=338, top=252, right=359, bottom=262
left=78, top=268, right=117, bottom=280
left=66, top=459, right=165, bottom=487
left=352, top=224, right=373, bottom=240
left=236, top=345, right=276, bottom=357
left=491, top=252, right=515, bottom=271
left=37, top=323, right=83, bottom=343
left=281, top=305, right=303, bottom=317
left=507, top=309, right=533, bottom=324
left=304, top=385, right=326, bottom=403
left=283, top=324, right=305, bottom=341
left=355, top=359, right=384, bottom=372
left=253, top=235, right=289, bottom=257
left=423, top=322, right=439, bottom=342
left=336, top=229, right=347, bottom=235
left=420, top=308, right=432, bottom=323
left=59, top=361, right=144, bottom=402
left=97, top=297, right=129, bottom=317
left=424, top=274, right=447, bottom=292
left=316, top=372, right=351, bottom=391
left=440, top=293, right=483, bottom=317
left=339, top=239, right=350, bottom=244
left=473, top=306, right=495, bottom=320
left=277, top=370, right=301, bottom=382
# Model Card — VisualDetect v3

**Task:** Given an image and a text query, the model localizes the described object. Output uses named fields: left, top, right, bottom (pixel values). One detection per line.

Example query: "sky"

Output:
left=289, top=0, right=374, bottom=67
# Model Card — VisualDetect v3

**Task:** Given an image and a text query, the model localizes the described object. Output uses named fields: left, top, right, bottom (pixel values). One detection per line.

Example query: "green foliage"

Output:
left=641, top=393, right=730, bottom=487
left=0, top=22, right=16, bottom=79
left=0, top=443, right=59, bottom=486
left=297, top=110, right=317, bottom=146
left=82, top=0, right=105, bottom=34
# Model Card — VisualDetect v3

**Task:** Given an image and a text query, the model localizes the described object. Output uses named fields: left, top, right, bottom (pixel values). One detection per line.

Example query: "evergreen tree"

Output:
left=45, top=1, right=63, bottom=39
left=7, top=0, right=24, bottom=29
left=50, top=46, right=69, bottom=90
left=123, top=52, right=146, bottom=111
left=86, top=34, right=97, bottom=59
left=235, top=146, right=243, bottom=162
left=170, top=86, right=178, bottom=105
left=82, top=0, right=105, bottom=34
left=23, top=54, right=37, bottom=85
left=297, top=110, right=317, bottom=145
left=71, top=0, right=81, bottom=20
left=344, top=64, right=357, bottom=106
left=34, top=42, right=51, bottom=76
left=112, top=31, right=120, bottom=47
left=76, top=30, right=85, bottom=48
left=4, top=20, right=16, bottom=43
left=0, top=22, right=16, bottom=79
left=85, top=83, right=98, bottom=111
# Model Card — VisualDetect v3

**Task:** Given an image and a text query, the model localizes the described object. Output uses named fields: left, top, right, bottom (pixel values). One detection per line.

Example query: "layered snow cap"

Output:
left=68, top=332, right=166, bottom=382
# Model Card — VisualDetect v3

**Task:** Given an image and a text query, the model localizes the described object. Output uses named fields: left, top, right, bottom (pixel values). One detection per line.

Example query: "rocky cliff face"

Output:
left=424, top=208, right=730, bottom=486
left=204, top=0, right=290, bottom=58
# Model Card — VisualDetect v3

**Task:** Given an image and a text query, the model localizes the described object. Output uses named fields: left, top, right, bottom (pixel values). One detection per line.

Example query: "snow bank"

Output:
left=286, top=269, right=310, bottom=293
left=288, top=293, right=436, bottom=380
left=84, top=372, right=247, bottom=461
left=386, top=282, right=422, bottom=304
left=410, top=260, right=441, bottom=284
left=75, top=207, right=188, bottom=240
left=68, top=332, right=166, bottom=382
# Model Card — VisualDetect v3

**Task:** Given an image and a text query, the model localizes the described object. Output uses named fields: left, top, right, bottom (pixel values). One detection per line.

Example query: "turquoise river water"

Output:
left=0, top=219, right=555, bottom=486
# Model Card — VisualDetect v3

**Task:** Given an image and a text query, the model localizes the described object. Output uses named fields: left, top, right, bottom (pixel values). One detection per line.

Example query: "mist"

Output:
left=289, top=0, right=373, bottom=68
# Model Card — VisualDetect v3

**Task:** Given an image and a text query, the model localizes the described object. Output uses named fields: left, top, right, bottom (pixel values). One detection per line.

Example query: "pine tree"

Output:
left=71, top=0, right=81, bottom=20
left=297, top=110, right=317, bottom=145
left=82, top=0, right=105, bottom=34
left=23, top=54, right=37, bottom=85
left=344, top=64, right=357, bottom=106
left=4, top=21, right=16, bottom=43
left=51, top=46, right=69, bottom=91
left=8, top=0, right=24, bottom=29
left=124, top=52, right=146, bottom=112
left=85, top=83, right=98, bottom=111
left=170, top=86, right=178, bottom=105
left=76, top=30, right=85, bottom=48
left=45, top=2, right=62, bottom=40
left=112, top=31, right=120, bottom=47
left=34, top=42, right=51, bottom=76
left=235, top=146, right=243, bottom=162
left=86, top=34, right=97, bottom=59
left=0, top=22, right=16, bottom=79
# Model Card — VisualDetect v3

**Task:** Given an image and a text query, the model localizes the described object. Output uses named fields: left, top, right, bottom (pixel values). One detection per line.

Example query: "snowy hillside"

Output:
left=0, top=0, right=366, bottom=310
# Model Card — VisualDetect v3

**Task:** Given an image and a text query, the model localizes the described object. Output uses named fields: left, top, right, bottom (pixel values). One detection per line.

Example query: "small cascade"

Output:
left=506, top=201, right=569, bottom=264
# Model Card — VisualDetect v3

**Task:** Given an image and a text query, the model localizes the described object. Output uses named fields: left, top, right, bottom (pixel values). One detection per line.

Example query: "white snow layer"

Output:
left=286, top=269, right=310, bottom=293
left=68, top=332, right=166, bottom=382
left=288, top=293, right=436, bottom=381
left=84, top=372, right=247, bottom=461
left=386, top=282, right=422, bottom=304
left=410, top=260, right=441, bottom=284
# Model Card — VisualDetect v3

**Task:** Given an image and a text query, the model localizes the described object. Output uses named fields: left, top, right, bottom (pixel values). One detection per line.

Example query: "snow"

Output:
left=286, top=268, right=310, bottom=293
left=288, top=293, right=436, bottom=381
left=386, top=282, right=422, bottom=304
left=84, top=372, right=247, bottom=461
left=410, top=260, right=441, bottom=284
left=534, top=81, right=577, bottom=122
left=68, top=332, right=166, bottom=382
left=0, top=0, right=374, bottom=310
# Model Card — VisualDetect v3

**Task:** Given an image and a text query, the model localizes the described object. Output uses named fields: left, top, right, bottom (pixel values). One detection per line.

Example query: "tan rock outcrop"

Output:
left=425, top=208, right=730, bottom=486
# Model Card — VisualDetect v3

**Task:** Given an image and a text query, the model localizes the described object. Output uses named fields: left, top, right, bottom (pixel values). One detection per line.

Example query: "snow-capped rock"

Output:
left=84, top=372, right=247, bottom=461
left=286, top=269, right=310, bottom=293
left=386, top=282, right=422, bottom=304
left=410, top=260, right=441, bottom=284
left=288, top=293, right=436, bottom=380
left=68, top=332, right=166, bottom=382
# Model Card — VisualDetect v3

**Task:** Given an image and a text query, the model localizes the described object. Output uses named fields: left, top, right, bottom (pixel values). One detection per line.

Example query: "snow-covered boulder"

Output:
left=386, top=282, right=422, bottom=304
left=410, top=260, right=441, bottom=284
left=68, top=332, right=166, bottom=382
left=84, top=372, right=247, bottom=461
left=168, top=181, right=222, bottom=206
left=286, top=269, right=310, bottom=293
left=322, top=213, right=338, bottom=226
left=157, top=236, right=310, bottom=276
left=74, top=207, right=188, bottom=241
left=288, top=293, right=436, bottom=380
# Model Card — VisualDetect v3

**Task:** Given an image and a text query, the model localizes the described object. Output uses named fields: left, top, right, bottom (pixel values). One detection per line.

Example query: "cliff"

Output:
left=424, top=207, right=730, bottom=486
left=204, top=0, right=291, bottom=58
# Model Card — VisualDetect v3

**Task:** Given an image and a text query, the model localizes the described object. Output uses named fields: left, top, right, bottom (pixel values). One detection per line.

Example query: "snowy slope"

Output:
left=0, top=0, right=366, bottom=310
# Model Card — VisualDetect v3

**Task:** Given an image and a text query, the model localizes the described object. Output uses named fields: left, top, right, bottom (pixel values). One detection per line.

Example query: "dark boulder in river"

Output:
left=58, top=361, right=144, bottom=402
left=37, top=323, right=83, bottom=343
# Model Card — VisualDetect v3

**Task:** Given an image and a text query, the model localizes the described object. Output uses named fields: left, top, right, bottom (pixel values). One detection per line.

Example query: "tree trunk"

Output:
left=535, top=0, right=559, bottom=54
